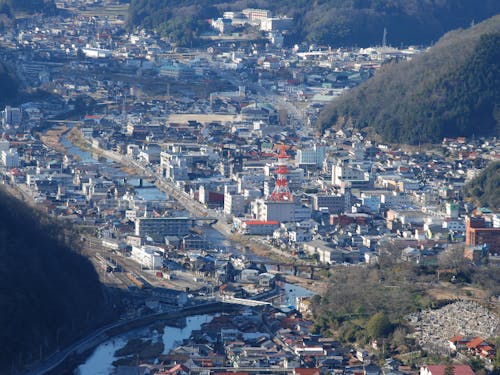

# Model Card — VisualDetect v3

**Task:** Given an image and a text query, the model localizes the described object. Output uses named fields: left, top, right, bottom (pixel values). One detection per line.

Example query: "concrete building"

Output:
left=135, top=217, right=191, bottom=243
left=0, top=139, right=9, bottom=153
left=242, top=8, right=272, bottom=22
left=224, top=191, right=245, bottom=216
left=131, top=245, right=163, bottom=270
left=465, top=216, right=500, bottom=253
left=1, top=148, right=20, bottom=168
left=311, top=194, right=347, bottom=214
left=332, top=162, right=370, bottom=186
left=361, top=194, right=381, bottom=213
left=445, top=202, right=460, bottom=219
left=82, top=47, right=111, bottom=58
left=2, top=106, right=22, bottom=126
left=238, top=220, right=279, bottom=235
left=260, top=17, right=293, bottom=32
left=295, top=144, right=326, bottom=168
left=251, top=199, right=311, bottom=223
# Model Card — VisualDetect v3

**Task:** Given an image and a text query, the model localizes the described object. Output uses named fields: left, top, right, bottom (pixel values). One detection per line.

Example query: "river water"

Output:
left=60, top=133, right=166, bottom=201
left=76, top=314, right=216, bottom=375
left=58, top=132, right=315, bottom=373
left=75, top=283, right=312, bottom=374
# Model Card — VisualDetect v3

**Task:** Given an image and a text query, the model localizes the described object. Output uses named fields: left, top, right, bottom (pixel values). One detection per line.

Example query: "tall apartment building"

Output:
left=135, top=217, right=191, bottom=243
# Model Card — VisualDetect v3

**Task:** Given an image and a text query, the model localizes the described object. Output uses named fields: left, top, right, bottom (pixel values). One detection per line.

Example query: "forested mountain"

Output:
left=0, top=188, right=115, bottom=372
left=126, top=0, right=500, bottom=47
left=464, top=161, right=500, bottom=210
left=317, top=16, right=500, bottom=144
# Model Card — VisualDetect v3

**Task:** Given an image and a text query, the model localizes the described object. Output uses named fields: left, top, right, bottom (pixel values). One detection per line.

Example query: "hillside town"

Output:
left=0, top=2, right=499, bottom=375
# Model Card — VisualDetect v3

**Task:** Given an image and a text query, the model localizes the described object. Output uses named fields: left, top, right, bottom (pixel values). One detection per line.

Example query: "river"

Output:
left=75, top=283, right=312, bottom=373
left=60, top=132, right=166, bottom=201
left=76, top=314, right=216, bottom=375
left=57, top=131, right=315, bottom=373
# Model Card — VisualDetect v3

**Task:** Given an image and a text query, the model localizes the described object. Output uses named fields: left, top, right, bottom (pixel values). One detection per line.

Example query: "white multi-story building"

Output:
left=443, top=218, right=465, bottom=232
left=1, top=148, right=20, bottom=168
left=242, top=8, right=272, bottom=22
left=445, top=202, right=460, bottom=219
left=295, top=144, right=326, bottom=168
left=251, top=199, right=311, bottom=223
left=224, top=192, right=245, bottom=216
left=332, top=163, right=369, bottom=186
left=260, top=16, right=293, bottom=32
left=131, top=245, right=163, bottom=270
left=135, top=217, right=191, bottom=242
left=2, top=106, right=22, bottom=126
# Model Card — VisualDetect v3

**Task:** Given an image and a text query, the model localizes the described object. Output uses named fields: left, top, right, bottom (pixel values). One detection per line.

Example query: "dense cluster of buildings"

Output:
left=0, top=2, right=498, bottom=374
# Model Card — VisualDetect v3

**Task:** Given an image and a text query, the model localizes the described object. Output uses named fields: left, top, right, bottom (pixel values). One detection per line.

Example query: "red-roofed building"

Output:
left=448, top=336, right=496, bottom=361
left=448, top=335, right=468, bottom=351
left=466, top=337, right=486, bottom=350
left=420, top=365, right=474, bottom=375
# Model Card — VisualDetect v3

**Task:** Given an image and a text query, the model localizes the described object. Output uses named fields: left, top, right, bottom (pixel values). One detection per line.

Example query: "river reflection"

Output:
left=75, top=284, right=314, bottom=374
left=76, top=314, right=217, bottom=375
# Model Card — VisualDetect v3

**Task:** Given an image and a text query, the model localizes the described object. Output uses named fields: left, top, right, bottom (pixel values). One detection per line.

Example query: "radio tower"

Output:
left=269, top=145, right=293, bottom=202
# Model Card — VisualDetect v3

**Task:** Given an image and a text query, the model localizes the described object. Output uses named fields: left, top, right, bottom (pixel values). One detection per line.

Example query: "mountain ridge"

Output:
left=317, top=15, right=500, bottom=144
left=0, top=187, right=115, bottom=372
left=126, top=0, right=500, bottom=47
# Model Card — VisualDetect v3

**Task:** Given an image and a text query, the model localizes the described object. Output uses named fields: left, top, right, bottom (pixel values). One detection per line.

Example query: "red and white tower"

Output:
left=268, top=145, right=293, bottom=202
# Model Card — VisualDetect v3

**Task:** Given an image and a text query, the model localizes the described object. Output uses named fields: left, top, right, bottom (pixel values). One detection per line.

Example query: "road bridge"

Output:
left=221, top=297, right=271, bottom=307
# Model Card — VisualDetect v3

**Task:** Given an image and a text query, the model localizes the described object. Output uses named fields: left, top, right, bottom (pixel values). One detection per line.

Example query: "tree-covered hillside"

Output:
left=0, top=61, right=19, bottom=106
left=0, top=188, right=115, bottom=372
left=0, top=0, right=56, bottom=14
left=464, top=161, right=500, bottom=210
left=317, top=16, right=500, bottom=144
left=127, top=0, right=500, bottom=47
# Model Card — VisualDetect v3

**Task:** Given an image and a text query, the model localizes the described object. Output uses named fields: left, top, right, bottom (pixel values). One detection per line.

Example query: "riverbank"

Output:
left=38, top=125, right=71, bottom=154
left=66, top=128, right=313, bottom=259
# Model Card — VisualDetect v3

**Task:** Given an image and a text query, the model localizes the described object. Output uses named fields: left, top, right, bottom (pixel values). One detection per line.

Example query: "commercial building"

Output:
left=295, top=144, right=326, bottom=169
left=311, top=193, right=347, bottom=214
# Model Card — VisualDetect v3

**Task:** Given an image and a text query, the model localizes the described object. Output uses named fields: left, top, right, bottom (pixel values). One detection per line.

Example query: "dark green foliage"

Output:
left=0, top=61, right=19, bottom=105
left=0, top=188, right=111, bottom=371
left=366, top=312, right=392, bottom=338
left=127, top=0, right=500, bottom=47
left=463, top=161, right=500, bottom=210
left=317, top=16, right=500, bottom=144
left=310, top=253, right=426, bottom=344
left=127, top=0, right=218, bottom=46
left=0, top=0, right=57, bottom=14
